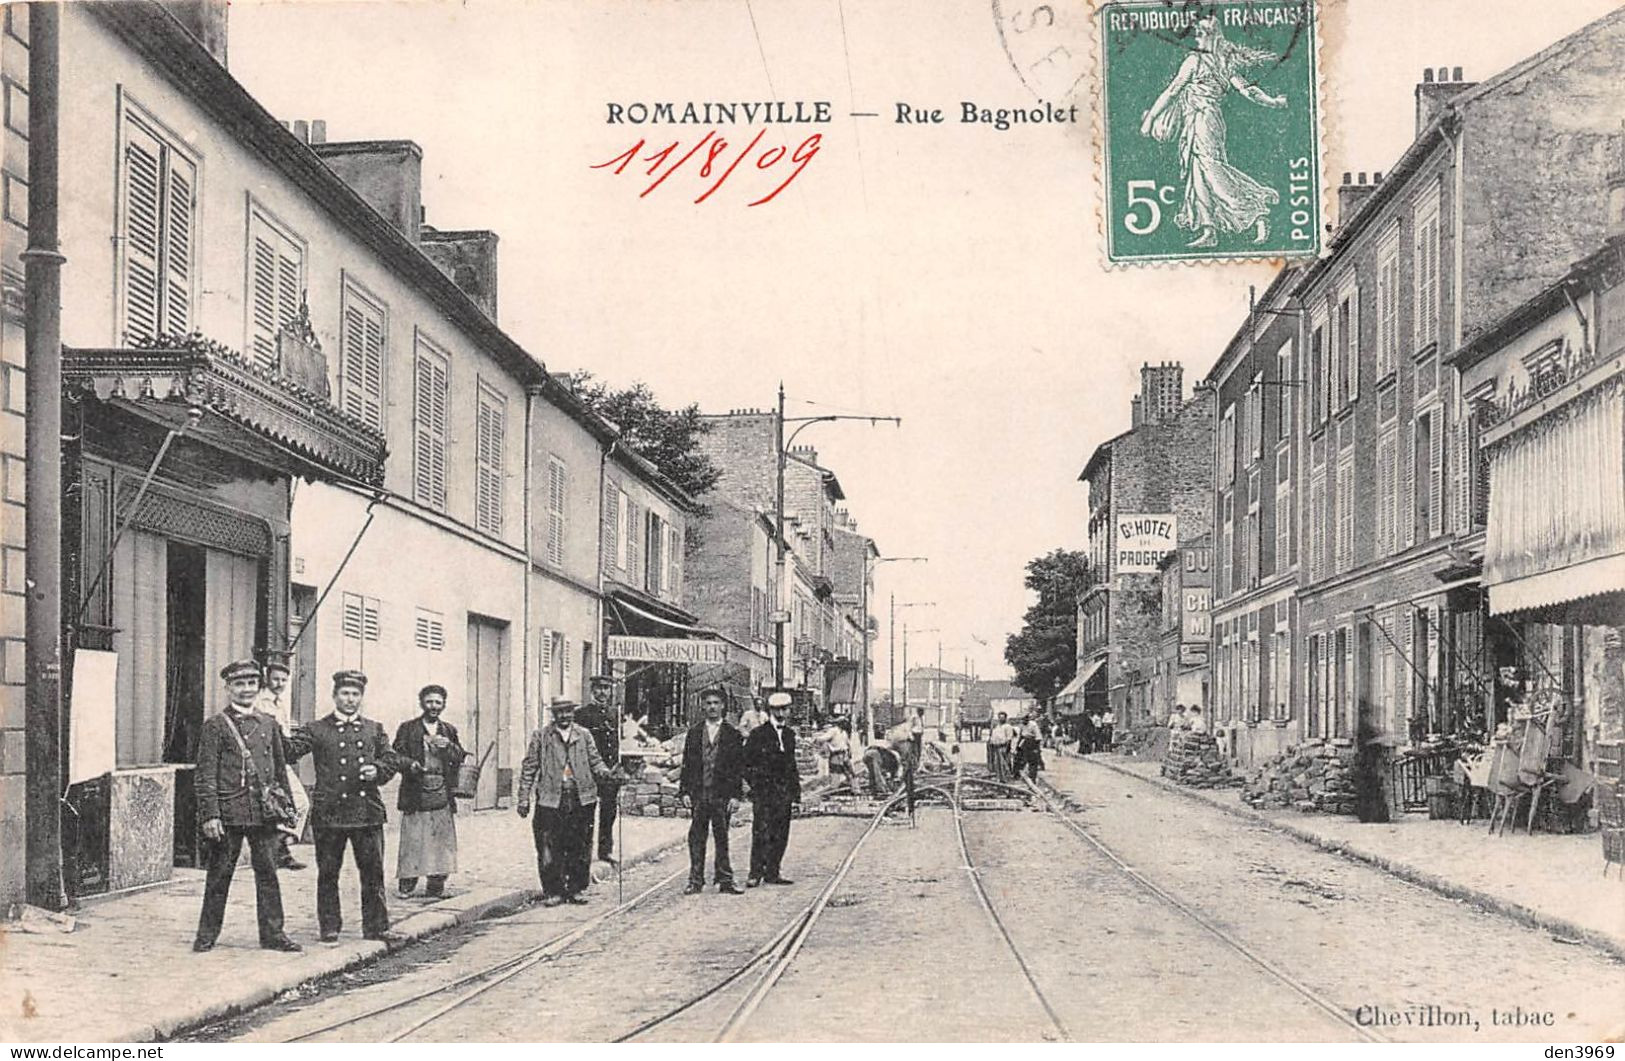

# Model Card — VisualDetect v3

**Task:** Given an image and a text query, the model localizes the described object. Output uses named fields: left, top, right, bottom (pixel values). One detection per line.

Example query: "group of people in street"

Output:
left=193, top=661, right=475, bottom=952
left=1076, top=709, right=1116, bottom=753
left=1167, top=702, right=1208, bottom=736
left=676, top=687, right=802, bottom=894
left=985, top=711, right=1044, bottom=782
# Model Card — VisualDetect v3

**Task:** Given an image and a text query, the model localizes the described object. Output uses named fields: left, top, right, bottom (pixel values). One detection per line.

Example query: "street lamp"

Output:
left=861, top=556, right=925, bottom=749
left=773, top=383, right=900, bottom=691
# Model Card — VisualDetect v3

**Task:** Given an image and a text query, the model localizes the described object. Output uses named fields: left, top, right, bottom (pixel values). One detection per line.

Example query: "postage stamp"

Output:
left=1098, top=0, right=1321, bottom=265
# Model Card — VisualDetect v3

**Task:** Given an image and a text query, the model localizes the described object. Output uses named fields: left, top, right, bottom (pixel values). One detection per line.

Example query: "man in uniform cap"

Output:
left=254, top=657, right=309, bottom=870
left=575, top=674, right=623, bottom=866
left=517, top=700, right=612, bottom=906
left=393, top=683, right=468, bottom=899
left=286, top=670, right=402, bottom=942
left=193, top=659, right=301, bottom=952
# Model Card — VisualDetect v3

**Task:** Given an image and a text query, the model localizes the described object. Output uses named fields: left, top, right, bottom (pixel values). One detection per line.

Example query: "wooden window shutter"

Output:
left=413, top=351, right=449, bottom=510
left=1450, top=398, right=1471, bottom=534
left=1347, top=286, right=1360, bottom=400
left=247, top=211, right=303, bottom=372
left=540, top=627, right=554, bottom=675
left=602, top=485, right=619, bottom=575
left=341, top=290, right=385, bottom=431
left=1400, top=420, right=1416, bottom=548
left=547, top=458, right=566, bottom=566
left=1427, top=408, right=1444, bottom=539
left=626, top=499, right=642, bottom=581
left=475, top=387, right=505, bottom=536
left=1375, top=429, right=1394, bottom=555
left=121, top=123, right=165, bottom=343
left=162, top=152, right=195, bottom=335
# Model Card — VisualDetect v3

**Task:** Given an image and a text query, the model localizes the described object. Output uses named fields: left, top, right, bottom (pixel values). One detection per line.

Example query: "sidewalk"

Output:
left=1070, top=751, right=1625, bottom=960
left=1, top=809, right=688, bottom=1043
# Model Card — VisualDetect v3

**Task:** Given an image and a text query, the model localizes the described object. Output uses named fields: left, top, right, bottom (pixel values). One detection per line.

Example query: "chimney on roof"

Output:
left=1415, top=65, right=1477, bottom=137
left=311, top=139, right=424, bottom=243
left=1336, top=170, right=1381, bottom=229
left=1608, top=125, right=1625, bottom=241
left=158, top=0, right=228, bottom=67
left=1139, top=361, right=1183, bottom=425
left=1130, top=394, right=1143, bottom=429
left=420, top=227, right=500, bottom=318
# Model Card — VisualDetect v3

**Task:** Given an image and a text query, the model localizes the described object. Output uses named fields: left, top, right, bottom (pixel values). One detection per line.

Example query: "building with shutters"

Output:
left=6, top=0, right=702, bottom=903
left=1288, top=14, right=1625, bottom=754
left=1076, top=363, right=1215, bottom=732
left=1205, top=269, right=1303, bottom=767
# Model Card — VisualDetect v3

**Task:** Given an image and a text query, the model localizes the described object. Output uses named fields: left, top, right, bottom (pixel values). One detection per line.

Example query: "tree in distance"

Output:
left=1003, top=548, right=1093, bottom=703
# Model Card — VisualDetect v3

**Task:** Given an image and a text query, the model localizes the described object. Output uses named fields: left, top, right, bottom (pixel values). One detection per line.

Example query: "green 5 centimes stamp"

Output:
left=1099, top=1, right=1320, bottom=264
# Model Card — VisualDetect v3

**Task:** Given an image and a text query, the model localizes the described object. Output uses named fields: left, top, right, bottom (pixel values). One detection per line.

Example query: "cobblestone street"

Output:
left=183, top=753, right=1625, bottom=1043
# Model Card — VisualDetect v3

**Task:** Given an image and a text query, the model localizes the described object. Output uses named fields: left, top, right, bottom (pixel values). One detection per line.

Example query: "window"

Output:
left=413, top=607, right=445, bottom=651
left=1335, top=449, right=1354, bottom=573
left=412, top=337, right=449, bottom=510
left=1219, top=489, right=1233, bottom=599
left=1399, top=419, right=1415, bottom=549
left=603, top=484, right=621, bottom=573
left=339, top=279, right=386, bottom=431
left=645, top=509, right=664, bottom=595
left=475, top=383, right=506, bottom=536
left=1274, top=471, right=1292, bottom=574
left=1247, top=375, right=1264, bottom=462
left=1376, top=424, right=1397, bottom=555
left=118, top=107, right=196, bottom=343
left=1246, top=466, right=1262, bottom=588
left=1309, top=309, right=1328, bottom=426
left=4, top=79, right=27, bottom=139
left=1376, top=227, right=1401, bottom=377
left=341, top=592, right=381, bottom=668
left=1413, top=185, right=1442, bottom=353
left=1218, top=405, right=1236, bottom=484
left=1272, top=626, right=1291, bottom=720
left=1306, top=633, right=1321, bottom=738
left=2, top=172, right=24, bottom=226
left=1275, top=339, right=1293, bottom=439
left=1308, top=468, right=1326, bottom=582
left=1335, top=281, right=1360, bottom=406
left=247, top=205, right=304, bottom=371
left=1414, top=405, right=1442, bottom=541
left=547, top=456, right=568, bottom=566
left=667, top=524, right=683, bottom=600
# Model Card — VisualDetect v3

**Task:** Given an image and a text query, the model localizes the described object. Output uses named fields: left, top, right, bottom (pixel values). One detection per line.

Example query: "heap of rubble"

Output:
left=1239, top=738, right=1358, bottom=815
left=1160, top=731, right=1240, bottom=789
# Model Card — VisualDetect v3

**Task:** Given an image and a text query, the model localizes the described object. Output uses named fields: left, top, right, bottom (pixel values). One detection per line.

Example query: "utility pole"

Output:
left=773, top=387, right=900, bottom=692
left=889, top=598, right=933, bottom=721
left=862, top=556, right=923, bottom=742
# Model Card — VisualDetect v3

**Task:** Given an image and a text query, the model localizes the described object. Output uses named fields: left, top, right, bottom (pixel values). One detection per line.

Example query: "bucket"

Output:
left=455, top=741, right=495, bottom=800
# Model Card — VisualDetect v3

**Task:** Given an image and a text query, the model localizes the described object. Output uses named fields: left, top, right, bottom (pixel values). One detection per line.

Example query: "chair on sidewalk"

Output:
left=1485, top=742, right=1527, bottom=837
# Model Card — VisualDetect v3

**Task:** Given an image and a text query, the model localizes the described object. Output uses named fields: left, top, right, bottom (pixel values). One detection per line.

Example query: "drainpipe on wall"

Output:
left=597, top=437, right=620, bottom=683
left=23, top=0, right=66, bottom=911
left=522, top=384, right=540, bottom=741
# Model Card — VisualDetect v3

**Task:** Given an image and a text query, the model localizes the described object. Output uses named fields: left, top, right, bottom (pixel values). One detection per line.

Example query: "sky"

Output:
left=227, top=0, right=1621, bottom=685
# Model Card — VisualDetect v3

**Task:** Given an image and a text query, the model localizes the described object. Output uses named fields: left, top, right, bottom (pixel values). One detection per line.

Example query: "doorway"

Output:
left=465, top=615, right=510, bottom=809
left=163, top=543, right=207, bottom=767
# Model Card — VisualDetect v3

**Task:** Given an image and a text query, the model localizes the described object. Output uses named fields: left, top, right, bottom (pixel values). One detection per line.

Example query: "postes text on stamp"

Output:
left=1098, top=0, right=1320, bottom=264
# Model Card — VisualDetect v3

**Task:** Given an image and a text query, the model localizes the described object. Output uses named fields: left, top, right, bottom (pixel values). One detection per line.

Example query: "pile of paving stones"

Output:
left=618, top=763, right=687, bottom=817
left=1239, top=738, right=1358, bottom=815
left=1160, top=731, right=1241, bottom=789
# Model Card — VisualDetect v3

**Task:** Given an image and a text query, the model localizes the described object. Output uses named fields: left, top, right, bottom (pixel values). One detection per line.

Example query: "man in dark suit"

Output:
left=393, top=684, right=469, bottom=898
left=679, top=686, right=745, bottom=895
left=744, top=690, right=802, bottom=887
left=286, top=670, right=401, bottom=943
left=193, top=659, right=301, bottom=952
left=576, top=674, right=623, bottom=866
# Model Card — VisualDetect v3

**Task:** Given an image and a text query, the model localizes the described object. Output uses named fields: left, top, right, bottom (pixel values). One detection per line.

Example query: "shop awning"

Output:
left=1484, top=370, right=1623, bottom=614
left=1056, top=657, right=1105, bottom=714
left=64, top=346, right=387, bottom=487
left=1488, top=553, right=1625, bottom=617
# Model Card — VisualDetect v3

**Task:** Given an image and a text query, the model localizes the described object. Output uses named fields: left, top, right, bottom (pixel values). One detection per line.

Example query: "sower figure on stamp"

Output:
left=393, top=684, right=469, bottom=899
left=1139, top=15, right=1287, bottom=248
left=286, top=670, right=402, bottom=943
left=744, top=691, right=802, bottom=887
left=576, top=674, right=624, bottom=866
left=517, top=700, right=611, bottom=907
left=679, top=686, right=745, bottom=895
left=193, top=660, right=301, bottom=953
left=254, top=657, right=309, bottom=870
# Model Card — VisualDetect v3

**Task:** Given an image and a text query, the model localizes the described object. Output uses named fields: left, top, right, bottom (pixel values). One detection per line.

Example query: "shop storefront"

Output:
left=60, top=341, right=385, bottom=896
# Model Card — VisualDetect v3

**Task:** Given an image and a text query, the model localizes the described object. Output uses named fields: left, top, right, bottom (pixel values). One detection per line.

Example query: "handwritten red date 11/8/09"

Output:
left=591, top=129, right=821, bottom=206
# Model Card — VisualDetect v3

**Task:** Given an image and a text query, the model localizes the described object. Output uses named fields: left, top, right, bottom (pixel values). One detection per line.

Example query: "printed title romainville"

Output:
left=607, top=101, right=833, bottom=124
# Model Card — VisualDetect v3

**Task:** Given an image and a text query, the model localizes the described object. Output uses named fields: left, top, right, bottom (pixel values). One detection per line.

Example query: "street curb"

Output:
left=127, top=831, right=691, bottom=1044
left=1067, top=752, right=1625, bottom=964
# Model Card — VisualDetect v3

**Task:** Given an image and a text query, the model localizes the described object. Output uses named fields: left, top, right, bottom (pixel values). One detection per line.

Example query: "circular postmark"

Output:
left=991, top=0, right=1092, bottom=102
